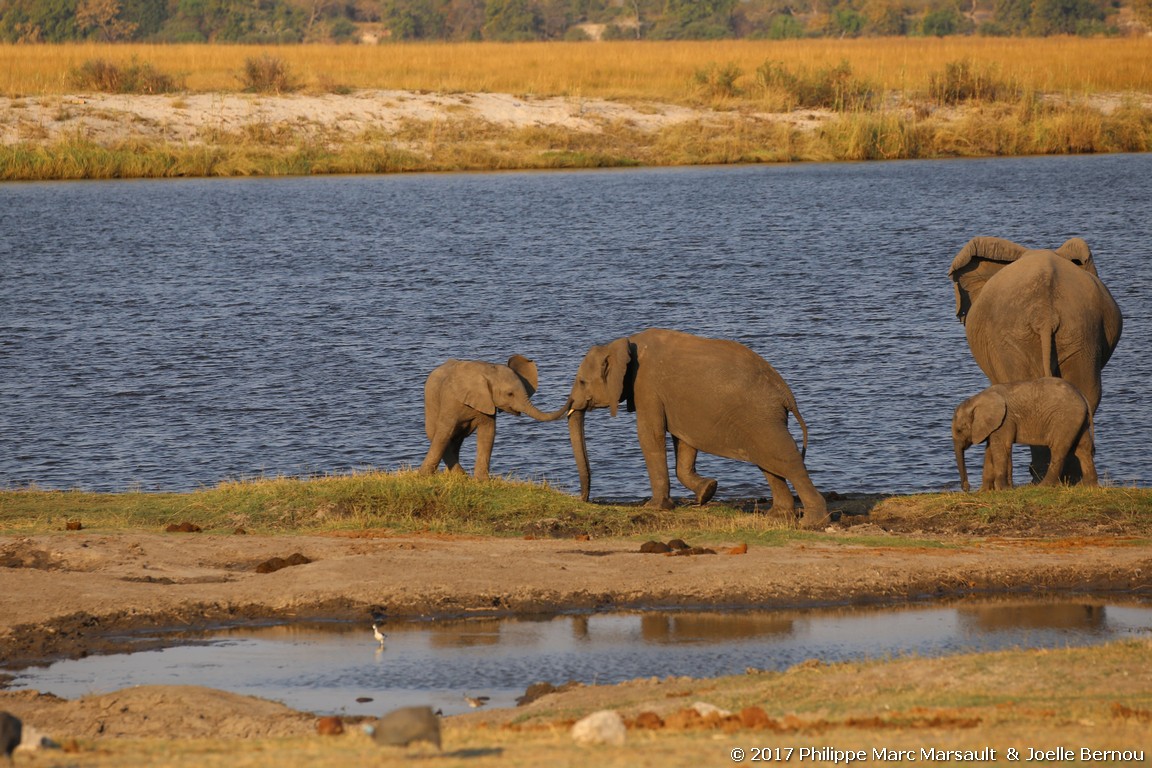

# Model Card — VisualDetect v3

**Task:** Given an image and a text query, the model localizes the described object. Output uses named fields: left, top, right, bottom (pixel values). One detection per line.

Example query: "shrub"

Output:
left=693, top=62, right=743, bottom=99
left=928, top=59, right=1020, bottom=105
left=68, top=58, right=182, bottom=94
left=239, top=55, right=298, bottom=94
left=755, top=59, right=876, bottom=111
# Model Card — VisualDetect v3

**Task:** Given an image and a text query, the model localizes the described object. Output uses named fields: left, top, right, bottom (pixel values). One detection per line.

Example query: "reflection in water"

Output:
left=10, top=600, right=1150, bottom=717
left=958, top=603, right=1106, bottom=632
left=640, top=613, right=794, bottom=642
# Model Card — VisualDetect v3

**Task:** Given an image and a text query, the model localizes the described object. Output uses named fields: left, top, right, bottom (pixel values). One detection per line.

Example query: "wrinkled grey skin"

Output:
left=419, top=355, right=566, bottom=481
left=562, top=328, right=828, bottom=529
left=948, top=236, right=1121, bottom=483
left=952, top=377, right=1097, bottom=492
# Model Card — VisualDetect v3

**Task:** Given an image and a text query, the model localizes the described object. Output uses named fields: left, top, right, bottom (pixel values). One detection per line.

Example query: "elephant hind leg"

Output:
left=761, top=471, right=797, bottom=521
left=442, top=433, right=467, bottom=475
left=419, top=431, right=455, bottom=475
left=1074, top=435, right=1098, bottom=487
left=760, top=464, right=827, bottom=530
left=672, top=438, right=717, bottom=505
left=1038, top=441, right=1074, bottom=487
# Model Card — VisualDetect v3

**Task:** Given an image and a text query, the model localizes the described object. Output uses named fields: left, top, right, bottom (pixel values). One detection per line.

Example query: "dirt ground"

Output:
left=3, top=89, right=1148, bottom=150
left=2, top=504, right=1151, bottom=764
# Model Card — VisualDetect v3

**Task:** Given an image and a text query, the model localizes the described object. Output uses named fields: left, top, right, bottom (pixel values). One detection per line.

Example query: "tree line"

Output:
left=1, top=0, right=1147, bottom=43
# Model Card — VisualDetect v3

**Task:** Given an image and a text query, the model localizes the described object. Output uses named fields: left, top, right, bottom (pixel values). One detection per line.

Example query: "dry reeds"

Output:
left=2, top=38, right=1151, bottom=99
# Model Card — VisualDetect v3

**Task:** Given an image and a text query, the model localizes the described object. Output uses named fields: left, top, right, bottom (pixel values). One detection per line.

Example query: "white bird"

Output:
left=372, top=624, right=387, bottom=646
left=463, top=693, right=490, bottom=708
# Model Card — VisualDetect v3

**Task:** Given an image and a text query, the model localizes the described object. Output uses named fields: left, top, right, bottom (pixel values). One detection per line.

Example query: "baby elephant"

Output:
left=419, top=355, right=565, bottom=480
left=952, top=377, right=1097, bottom=492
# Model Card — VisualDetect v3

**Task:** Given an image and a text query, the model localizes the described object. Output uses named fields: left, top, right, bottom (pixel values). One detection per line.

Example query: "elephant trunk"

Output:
left=567, top=406, right=591, bottom=501
left=521, top=401, right=569, bottom=422
left=955, top=438, right=971, bottom=492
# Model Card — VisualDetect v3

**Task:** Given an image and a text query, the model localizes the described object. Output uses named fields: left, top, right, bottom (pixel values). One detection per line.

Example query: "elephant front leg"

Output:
left=672, top=438, right=717, bottom=505
left=472, top=417, right=496, bottom=481
left=982, top=438, right=1012, bottom=490
left=636, top=414, right=674, bottom=509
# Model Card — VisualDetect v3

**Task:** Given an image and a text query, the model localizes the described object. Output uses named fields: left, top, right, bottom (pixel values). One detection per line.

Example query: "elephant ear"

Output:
left=1055, top=237, right=1099, bottom=276
left=506, top=355, right=538, bottom=398
left=461, top=366, right=497, bottom=416
left=602, top=338, right=632, bottom=417
left=971, top=391, right=1008, bottom=445
left=947, top=237, right=1028, bottom=324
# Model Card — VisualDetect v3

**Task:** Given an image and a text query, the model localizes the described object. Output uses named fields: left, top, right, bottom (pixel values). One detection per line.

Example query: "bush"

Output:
left=239, top=55, right=298, bottom=94
left=68, top=58, right=182, bottom=94
left=928, top=59, right=1020, bottom=105
left=755, top=59, right=876, bottom=111
left=693, top=62, right=743, bottom=99
left=765, top=14, right=806, bottom=39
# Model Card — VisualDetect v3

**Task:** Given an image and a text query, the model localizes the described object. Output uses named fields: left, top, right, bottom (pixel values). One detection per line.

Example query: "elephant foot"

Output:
left=695, top=479, right=717, bottom=506
left=645, top=496, right=676, bottom=510
left=801, top=510, right=832, bottom=530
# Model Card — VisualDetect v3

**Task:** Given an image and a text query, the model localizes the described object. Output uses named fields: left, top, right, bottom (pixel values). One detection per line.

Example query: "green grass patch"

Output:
left=0, top=471, right=797, bottom=540
left=4, top=473, right=1145, bottom=542
left=874, top=485, right=1152, bottom=537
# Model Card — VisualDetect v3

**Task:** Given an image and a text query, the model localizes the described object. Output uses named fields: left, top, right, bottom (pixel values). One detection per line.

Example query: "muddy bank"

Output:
left=2, top=526, right=1149, bottom=672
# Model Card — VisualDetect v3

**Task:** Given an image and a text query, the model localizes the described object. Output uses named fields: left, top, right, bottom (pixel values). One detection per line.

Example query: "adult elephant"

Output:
left=562, top=328, right=828, bottom=529
left=947, top=236, right=1122, bottom=481
left=419, top=355, right=565, bottom=480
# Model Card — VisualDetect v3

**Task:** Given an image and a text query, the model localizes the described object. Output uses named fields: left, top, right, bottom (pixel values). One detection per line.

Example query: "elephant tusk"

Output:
left=566, top=408, right=575, bottom=418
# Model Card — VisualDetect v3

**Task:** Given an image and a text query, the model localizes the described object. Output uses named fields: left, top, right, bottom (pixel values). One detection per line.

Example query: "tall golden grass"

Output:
left=2, top=38, right=1152, bottom=99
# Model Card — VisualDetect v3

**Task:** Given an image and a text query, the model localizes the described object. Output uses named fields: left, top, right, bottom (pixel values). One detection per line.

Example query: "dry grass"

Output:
left=2, top=38, right=1151, bottom=100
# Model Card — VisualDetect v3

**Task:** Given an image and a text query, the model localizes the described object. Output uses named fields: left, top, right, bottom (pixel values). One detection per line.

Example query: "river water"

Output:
left=2, top=155, right=1149, bottom=498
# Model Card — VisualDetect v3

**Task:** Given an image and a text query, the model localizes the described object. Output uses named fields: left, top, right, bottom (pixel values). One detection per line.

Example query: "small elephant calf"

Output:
left=419, top=355, right=564, bottom=481
left=952, top=377, right=1097, bottom=492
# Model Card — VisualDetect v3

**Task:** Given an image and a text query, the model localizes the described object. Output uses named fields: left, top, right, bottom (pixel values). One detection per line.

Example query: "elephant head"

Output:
left=460, top=355, right=553, bottom=419
left=948, top=236, right=1097, bottom=325
left=563, top=338, right=635, bottom=501
left=951, top=390, right=1007, bottom=492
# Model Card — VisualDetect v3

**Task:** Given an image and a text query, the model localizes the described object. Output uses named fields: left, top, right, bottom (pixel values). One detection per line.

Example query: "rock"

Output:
left=255, top=557, right=287, bottom=574
left=571, top=710, right=626, bottom=746
left=255, top=553, right=311, bottom=573
left=315, top=716, right=343, bottom=735
left=639, top=540, right=671, bottom=553
left=692, top=702, right=731, bottom=718
left=740, top=706, right=773, bottom=729
left=1, top=711, right=21, bottom=760
left=667, top=546, right=716, bottom=556
left=369, top=706, right=440, bottom=749
left=16, top=722, right=59, bottom=752
left=164, top=522, right=201, bottom=533
left=516, top=680, right=581, bottom=706
left=631, top=711, right=664, bottom=729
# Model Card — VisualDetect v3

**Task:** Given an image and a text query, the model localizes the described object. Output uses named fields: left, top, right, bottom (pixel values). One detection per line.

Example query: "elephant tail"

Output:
left=786, top=396, right=810, bottom=460
left=1039, top=315, right=1059, bottom=377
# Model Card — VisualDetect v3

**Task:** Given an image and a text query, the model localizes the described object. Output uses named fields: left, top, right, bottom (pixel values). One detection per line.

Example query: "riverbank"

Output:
left=2, top=87, right=1151, bottom=180
left=1, top=480, right=1150, bottom=764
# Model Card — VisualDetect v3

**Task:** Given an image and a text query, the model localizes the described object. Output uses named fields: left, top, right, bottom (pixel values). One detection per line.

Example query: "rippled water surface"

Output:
left=2, top=155, right=1150, bottom=496
left=10, top=601, right=1151, bottom=716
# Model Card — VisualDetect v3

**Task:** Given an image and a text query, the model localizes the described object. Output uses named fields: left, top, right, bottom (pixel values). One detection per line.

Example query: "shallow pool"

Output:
left=10, top=599, right=1150, bottom=717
